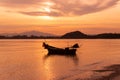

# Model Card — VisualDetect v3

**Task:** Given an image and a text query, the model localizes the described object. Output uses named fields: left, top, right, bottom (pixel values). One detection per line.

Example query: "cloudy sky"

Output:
left=0, top=0, right=120, bottom=34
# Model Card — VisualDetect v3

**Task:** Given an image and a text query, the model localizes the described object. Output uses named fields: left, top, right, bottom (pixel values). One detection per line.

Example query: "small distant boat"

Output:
left=42, top=42, right=79, bottom=55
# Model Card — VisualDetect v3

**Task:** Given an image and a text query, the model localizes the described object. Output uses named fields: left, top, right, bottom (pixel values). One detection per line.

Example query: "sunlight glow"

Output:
left=43, top=2, right=54, bottom=6
left=41, top=2, right=54, bottom=13
left=41, top=16, right=53, bottom=20
left=44, top=7, right=51, bottom=13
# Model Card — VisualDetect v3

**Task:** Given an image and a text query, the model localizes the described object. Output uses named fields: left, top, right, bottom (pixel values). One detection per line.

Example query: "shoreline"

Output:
left=93, top=64, right=120, bottom=80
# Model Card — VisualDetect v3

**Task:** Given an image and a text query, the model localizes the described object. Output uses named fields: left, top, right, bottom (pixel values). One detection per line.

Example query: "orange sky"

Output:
left=0, top=0, right=120, bottom=35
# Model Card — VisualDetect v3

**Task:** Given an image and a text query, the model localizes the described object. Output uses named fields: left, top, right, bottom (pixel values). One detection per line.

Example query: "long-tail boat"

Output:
left=42, top=42, right=79, bottom=55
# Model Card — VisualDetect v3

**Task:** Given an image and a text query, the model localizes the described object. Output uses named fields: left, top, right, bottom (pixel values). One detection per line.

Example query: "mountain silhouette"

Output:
left=1, top=31, right=55, bottom=37
left=0, top=31, right=120, bottom=39
left=61, top=31, right=120, bottom=39
left=61, top=31, right=88, bottom=38
left=19, top=31, right=55, bottom=37
left=95, top=33, right=120, bottom=39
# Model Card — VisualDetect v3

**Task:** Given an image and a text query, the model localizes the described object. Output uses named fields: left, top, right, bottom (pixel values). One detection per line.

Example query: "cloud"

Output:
left=19, top=11, right=63, bottom=17
left=0, top=0, right=43, bottom=7
left=50, top=0, right=119, bottom=16
left=0, top=0, right=119, bottom=17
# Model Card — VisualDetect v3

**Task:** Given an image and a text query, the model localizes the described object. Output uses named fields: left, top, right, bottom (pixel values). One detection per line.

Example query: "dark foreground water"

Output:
left=0, top=39, right=120, bottom=80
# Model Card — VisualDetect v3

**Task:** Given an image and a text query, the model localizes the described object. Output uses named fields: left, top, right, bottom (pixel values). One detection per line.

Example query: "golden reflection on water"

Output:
left=44, top=58, right=54, bottom=80
left=43, top=53, right=79, bottom=80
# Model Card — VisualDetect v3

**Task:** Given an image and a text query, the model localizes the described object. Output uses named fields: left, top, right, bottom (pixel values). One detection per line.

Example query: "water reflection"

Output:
left=43, top=53, right=79, bottom=80
left=43, top=53, right=79, bottom=66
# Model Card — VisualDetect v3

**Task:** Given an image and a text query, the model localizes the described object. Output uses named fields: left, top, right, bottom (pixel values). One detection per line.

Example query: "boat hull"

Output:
left=47, top=48, right=76, bottom=55
left=42, top=42, right=78, bottom=55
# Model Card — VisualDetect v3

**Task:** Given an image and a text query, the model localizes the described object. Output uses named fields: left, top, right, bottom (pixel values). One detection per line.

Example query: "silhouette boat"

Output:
left=42, top=42, right=79, bottom=55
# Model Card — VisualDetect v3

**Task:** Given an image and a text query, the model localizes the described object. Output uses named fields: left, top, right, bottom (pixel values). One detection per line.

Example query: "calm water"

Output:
left=0, top=39, right=120, bottom=80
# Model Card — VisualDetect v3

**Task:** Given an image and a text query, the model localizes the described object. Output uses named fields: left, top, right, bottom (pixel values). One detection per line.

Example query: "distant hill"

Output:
left=19, top=31, right=55, bottom=37
left=95, top=33, right=120, bottom=39
left=61, top=31, right=88, bottom=38
left=1, top=31, right=55, bottom=37
left=61, top=31, right=120, bottom=39
left=0, top=31, right=120, bottom=39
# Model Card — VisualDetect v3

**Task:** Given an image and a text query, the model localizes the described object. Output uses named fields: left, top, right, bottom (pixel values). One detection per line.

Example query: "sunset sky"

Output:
left=0, top=0, right=120, bottom=35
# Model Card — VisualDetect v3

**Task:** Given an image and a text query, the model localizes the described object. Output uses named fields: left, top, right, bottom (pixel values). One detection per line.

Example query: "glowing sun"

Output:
left=44, top=7, right=51, bottom=13
left=38, top=1, right=55, bottom=19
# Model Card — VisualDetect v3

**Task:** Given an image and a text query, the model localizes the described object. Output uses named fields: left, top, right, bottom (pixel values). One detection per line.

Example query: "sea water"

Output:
left=0, top=39, right=120, bottom=80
